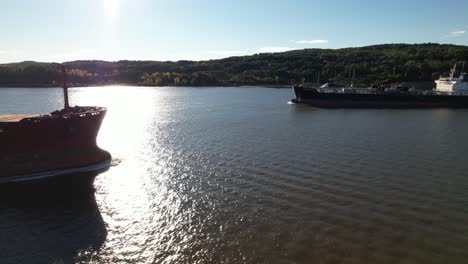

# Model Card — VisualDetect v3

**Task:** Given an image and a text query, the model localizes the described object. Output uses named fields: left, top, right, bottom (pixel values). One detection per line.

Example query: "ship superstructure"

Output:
left=435, top=65, right=468, bottom=95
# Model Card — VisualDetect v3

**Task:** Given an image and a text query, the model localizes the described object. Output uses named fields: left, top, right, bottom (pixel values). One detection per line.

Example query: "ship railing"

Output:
left=317, top=87, right=447, bottom=96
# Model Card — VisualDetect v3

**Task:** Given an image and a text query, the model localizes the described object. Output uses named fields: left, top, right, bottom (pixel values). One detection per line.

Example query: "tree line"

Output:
left=0, top=43, right=467, bottom=87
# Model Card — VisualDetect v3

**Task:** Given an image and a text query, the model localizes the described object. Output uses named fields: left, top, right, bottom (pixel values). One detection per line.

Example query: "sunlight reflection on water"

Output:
left=2, top=87, right=468, bottom=263
left=79, top=87, right=468, bottom=263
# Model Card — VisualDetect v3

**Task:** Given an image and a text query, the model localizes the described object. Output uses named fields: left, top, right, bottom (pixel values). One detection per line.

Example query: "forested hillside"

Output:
left=0, top=43, right=467, bottom=87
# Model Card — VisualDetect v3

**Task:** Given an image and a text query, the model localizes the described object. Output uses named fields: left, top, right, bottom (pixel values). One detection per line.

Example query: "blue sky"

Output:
left=0, top=0, right=467, bottom=63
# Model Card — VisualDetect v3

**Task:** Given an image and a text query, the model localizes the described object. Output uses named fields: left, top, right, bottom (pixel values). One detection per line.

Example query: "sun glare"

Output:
left=103, top=0, right=120, bottom=17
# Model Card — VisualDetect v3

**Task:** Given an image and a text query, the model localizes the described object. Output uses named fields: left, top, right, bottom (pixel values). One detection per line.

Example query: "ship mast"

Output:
left=61, top=65, right=70, bottom=110
left=450, top=64, right=457, bottom=80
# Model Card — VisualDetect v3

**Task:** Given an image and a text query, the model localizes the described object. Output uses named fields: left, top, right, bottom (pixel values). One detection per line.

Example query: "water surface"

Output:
left=1, top=86, right=468, bottom=264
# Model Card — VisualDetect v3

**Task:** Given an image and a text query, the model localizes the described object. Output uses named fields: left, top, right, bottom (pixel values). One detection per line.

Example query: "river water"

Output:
left=1, top=86, right=468, bottom=264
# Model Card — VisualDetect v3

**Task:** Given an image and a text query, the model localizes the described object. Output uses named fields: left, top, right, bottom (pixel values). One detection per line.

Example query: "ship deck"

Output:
left=0, top=114, right=40, bottom=122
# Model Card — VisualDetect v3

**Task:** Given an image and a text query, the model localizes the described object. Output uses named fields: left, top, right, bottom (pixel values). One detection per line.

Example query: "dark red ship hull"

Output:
left=0, top=106, right=111, bottom=183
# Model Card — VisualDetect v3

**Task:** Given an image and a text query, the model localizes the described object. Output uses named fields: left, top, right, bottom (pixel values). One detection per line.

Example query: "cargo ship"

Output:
left=0, top=67, right=111, bottom=184
left=292, top=65, right=468, bottom=108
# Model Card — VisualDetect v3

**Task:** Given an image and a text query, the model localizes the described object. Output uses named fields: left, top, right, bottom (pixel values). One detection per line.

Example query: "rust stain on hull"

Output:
left=0, top=107, right=111, bottom=181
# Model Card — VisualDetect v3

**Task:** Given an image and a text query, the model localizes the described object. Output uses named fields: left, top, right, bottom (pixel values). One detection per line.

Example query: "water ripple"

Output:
left=1, top=87, right=468, bottom=263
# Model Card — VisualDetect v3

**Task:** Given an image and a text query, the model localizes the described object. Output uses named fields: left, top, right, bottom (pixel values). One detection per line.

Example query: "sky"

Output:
left=0, top=0, right=467, bottom=63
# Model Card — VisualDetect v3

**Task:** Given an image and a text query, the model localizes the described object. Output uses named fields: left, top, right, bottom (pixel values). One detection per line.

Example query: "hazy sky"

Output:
left=0, top=0, right=467, bottom=63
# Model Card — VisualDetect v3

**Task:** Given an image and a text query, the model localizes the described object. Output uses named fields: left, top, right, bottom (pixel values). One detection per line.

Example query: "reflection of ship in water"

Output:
left=0, top=66, right=111, bottom=183
left=0, top=173, right=107, bottom=263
